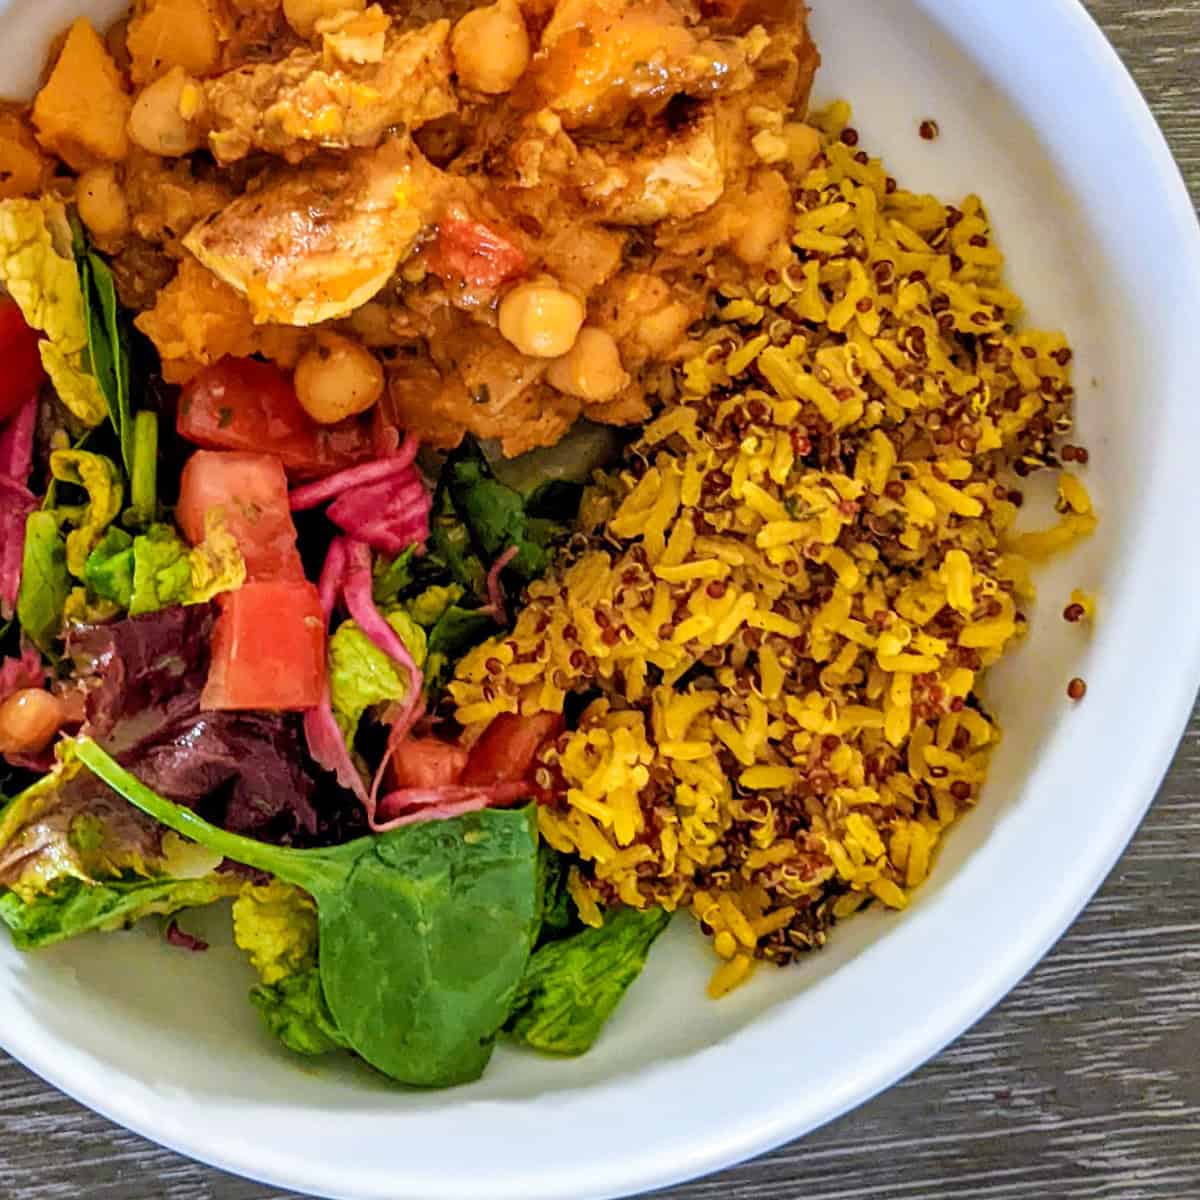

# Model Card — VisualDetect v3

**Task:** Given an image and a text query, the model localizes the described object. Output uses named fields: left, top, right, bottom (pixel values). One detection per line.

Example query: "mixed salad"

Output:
left=0, top=197, right=665, bottom=1087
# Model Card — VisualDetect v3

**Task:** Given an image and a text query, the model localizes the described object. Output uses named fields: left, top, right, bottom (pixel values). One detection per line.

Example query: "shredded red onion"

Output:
left=485, top=546, right=519, bottom=617
left=374, top=781, right=528, bottom=829
left=302, top=538, right=369, bottom=802
left=316, top=535, right=348, bottom=621
left=288, top=435, right=419, bottom=511
left=327, top=467, right=431, bottom=555
left=165, top=920, right=209, bottom=952
left=343, top=540, right=423, bottom=737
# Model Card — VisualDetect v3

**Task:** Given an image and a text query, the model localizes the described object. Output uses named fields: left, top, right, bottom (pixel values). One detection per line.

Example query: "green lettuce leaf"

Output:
left=0, top=198, right=106, bottom=427
left=0, top=758, right=238, bottom=947
left=328, top=609, right=427, bottom=742
left=83, top=515, right=245, bottom=616
left=49, top=449, right=123, bottom=579
left=128, top=525, right=197, bottom=615
left=234, top=880, right=348, bottom=1057
left=84, top=526, right=134, bottom=607
left=505, top=906, right=671, bottom=1056
left=232, top=879, right=318, bottom=986
left=535, top=846, right=574, bottom=944
left=0, top=873, right=241, bottom=949
left=250, top=967, right=350, bottom=1057
left=403, top=585, right=499, bottom=695
left=16, top=510, right=70, bottom=650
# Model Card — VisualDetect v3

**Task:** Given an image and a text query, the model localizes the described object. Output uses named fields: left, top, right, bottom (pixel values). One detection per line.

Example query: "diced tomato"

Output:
left=387, top=737, right=469, bottom=791
left=178, top=450, right=305, bottom=582
left=178, top=358, right=373, bottom=478
left=201, top=581, right=326, bottom=712
left=426, top=216, right=529, bottom=290
left=0, top=299, right=46, bottom=424
left=461, top=712, right=564, bottom=788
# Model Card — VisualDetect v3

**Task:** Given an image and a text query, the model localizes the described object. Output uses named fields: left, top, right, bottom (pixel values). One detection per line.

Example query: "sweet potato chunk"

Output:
left=33, top=18, right=131, bottom=170
left=0, top=111, right=49, bottom=199
left=135, top=256, right=308, bottom=383
left=126, top=0, right=221, bottom=83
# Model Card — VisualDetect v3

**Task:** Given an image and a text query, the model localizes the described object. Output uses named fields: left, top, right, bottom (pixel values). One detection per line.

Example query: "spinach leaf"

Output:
left=505, top=906, right=671, bottom=1056
left=424, top=603, right=498, bottom=695
left=16, top=511, right=70, bottom=650
left=250, top=967, right=350, bottom=1057
left=77, top=243, right=133, bottom=474
left=0, top=873, right=241, bottom=949
left=74, top=738, right=540, bottom=1088
left=427, top=487, right=488, bottom=595
left=443, top=440, right=550, bottom=580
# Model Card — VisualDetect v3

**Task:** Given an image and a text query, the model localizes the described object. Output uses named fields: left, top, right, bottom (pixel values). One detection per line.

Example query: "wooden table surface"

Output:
left=4, top=2, right=1200, bottom=1198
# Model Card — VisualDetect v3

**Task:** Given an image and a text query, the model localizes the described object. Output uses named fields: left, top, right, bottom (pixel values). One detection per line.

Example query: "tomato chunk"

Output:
left=178, top=357, right=373, bottom=478
left=461, top=712, right=563, bottom=787
left=0, top=299, right=46, bottom=424
left=387, top=737, right=469, bottom=791
left=178, top=450, right=304, bottom=582
left=202, top=581, right=326, bottom=712
left=426, top=216, right=528, bottom=290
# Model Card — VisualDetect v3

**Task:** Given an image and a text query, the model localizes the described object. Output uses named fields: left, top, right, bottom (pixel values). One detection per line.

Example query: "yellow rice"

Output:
left=450, top=104, right=1095, bottom=997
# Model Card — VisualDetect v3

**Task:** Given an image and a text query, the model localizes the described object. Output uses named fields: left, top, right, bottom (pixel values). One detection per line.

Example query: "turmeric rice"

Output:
left=450, top=103, right=1095, bottom=997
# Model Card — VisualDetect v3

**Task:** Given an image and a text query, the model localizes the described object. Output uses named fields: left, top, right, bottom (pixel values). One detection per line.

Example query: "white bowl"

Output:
left=3, top=1, right=1199, bottom=1197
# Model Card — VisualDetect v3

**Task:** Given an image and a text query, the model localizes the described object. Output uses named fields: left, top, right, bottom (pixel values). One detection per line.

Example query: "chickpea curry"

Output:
left=4, top=0, right=820, bottom=457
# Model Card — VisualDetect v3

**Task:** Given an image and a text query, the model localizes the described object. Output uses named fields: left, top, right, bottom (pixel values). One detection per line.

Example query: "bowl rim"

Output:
left=4, top=0, right=1200, bottom=1197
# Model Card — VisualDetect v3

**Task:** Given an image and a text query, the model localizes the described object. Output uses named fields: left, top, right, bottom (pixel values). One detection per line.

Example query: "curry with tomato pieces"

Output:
left=5, top=0, right=819, bottom=459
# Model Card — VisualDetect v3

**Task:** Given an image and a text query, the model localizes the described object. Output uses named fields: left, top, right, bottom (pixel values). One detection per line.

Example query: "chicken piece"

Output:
left=520, top=0, right=752, bottom=129
left=590, top=271, right=703, bottom=371
left=123, top=149, right=235, bottom=249
left=201, top=18, right=456, bottom=164
left=135, top=256, right=308, bottom=383
left=538, top=221, right=625, bottom=296
left=571, top=101, right=725, bottom=225
left=182, top=137, right=438, bottom=326
left=382, top=319, right=579, bottom=457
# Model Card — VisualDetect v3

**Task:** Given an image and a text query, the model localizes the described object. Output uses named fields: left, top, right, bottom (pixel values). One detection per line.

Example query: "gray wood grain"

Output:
left=3, top=2, right=1199, bottom=1198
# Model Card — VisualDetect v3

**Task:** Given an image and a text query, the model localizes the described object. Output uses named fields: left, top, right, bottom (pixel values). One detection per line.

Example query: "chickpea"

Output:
left=546, top=327, right=628, bottom=402
left=782, top=122, right=823, bottom=173
left=451, top=0, right=530, bottom=94
left=295, top=333, right=385, bottom=424
left=498, top=279, right=585, bottom=359
left=128, top=67, right=202, bottom=157
left=0, top=689, right=65, bottom=757
left=76, top=164, right=130, bottom=241
left=733, top=170, right=791, bottom=266
left=283, top=0, right=364, bottom=38
left=636, top=300, right=693, bottom=359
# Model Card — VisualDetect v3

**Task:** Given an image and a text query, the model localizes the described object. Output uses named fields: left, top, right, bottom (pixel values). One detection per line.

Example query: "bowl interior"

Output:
left=1, top=1, right=1198, bottom=1198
